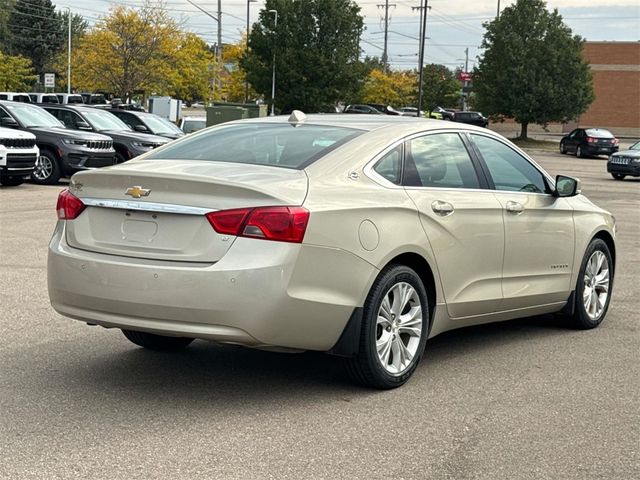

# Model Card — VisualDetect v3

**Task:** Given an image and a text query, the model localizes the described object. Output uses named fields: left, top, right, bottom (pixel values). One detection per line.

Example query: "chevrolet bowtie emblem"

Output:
left=125, top=186, right=151, bottom=198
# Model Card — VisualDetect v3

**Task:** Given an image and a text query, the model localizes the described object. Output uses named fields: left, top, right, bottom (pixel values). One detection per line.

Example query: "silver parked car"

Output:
left=48, top=113, right=616, bottom=389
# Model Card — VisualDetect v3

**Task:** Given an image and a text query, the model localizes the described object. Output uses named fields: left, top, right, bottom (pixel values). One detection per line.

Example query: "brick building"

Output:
left=577, top=41, right=640, bottom=135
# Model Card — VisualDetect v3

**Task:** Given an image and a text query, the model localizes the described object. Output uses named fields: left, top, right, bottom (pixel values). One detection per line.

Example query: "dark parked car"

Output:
left=108, top=109, right=185, bottom=140
left=0, top=101, right=115, bottom=185
left=42, top=105, right=169, bottom=163
left=343, top=104, right=385, bottom=115
left=433, top=106, right=455, bottom=121
left=452, top=111, right=488, bottom=127
left=607, top=140, right=640, bottom=180
left=560, top=128, right=619, bottom=157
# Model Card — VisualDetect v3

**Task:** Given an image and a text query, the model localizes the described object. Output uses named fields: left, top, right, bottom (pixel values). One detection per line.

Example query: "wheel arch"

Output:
left=328, top=250, right=439, bottom=357
left=592, top=230, right=616, bottom=270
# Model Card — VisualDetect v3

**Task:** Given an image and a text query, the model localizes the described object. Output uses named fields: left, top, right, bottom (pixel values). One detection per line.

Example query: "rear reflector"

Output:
left=206, top=206, right=309, bottom=243
left=56, top=189, right=86, bottom=220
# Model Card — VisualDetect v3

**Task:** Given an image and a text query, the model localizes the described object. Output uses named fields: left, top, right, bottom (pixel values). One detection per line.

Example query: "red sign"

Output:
left=459, top=72, right=472, bottom=82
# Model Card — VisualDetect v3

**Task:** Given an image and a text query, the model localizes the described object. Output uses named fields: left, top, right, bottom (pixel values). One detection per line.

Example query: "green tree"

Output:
left=473, top=0, right=594, bottom=139
left=0, top=0, right=16, bottom=53
left=243, top=0, right=364, bottom=112
left=421, top=64, right=461, bottom=111
left=8, top=0, right=63, bottom=75
left=0, top=52, right=37, bottom=90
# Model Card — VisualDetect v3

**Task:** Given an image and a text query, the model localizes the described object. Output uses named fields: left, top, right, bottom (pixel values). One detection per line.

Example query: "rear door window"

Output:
left=404, top=133, right=481, bottom=189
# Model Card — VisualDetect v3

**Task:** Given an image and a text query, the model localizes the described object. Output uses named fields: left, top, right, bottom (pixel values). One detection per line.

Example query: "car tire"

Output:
left=568, top=238, right=613, bottom=330
left=121, top=329, right=194, bottom=351
left=115, top=152, right=127, bottom=164
left=576, top=146, right=584, bottom=158
left=559, top=142, right=566, bottom=154
left=345, top=265, right=429, bottom=389
left=31, top=149, right=61, bottom=185
left=611, top=173, right=625, bottom=180
left=0, top=175, right=24, bottom=186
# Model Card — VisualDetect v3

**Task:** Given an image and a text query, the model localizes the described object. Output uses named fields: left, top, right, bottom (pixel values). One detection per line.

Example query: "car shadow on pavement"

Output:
left=42, top=314, right=575, bottom=403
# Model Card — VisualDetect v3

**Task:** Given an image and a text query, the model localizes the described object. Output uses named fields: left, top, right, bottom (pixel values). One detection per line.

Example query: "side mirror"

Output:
left=76, top=121, right=92, bottom=130
left=554, top=175, right=581, bottom=197
left=134, top=124, right=149, bottom=132
left=0, top=117, right=18, bottom=128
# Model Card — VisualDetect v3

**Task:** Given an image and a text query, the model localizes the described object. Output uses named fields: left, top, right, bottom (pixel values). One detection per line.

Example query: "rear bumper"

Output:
left=48, top=222, right=378, bottom=351
left=585, top=145, right=618, bottom=155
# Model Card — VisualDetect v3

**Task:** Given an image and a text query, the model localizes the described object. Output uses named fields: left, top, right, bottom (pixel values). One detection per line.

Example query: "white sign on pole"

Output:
left=44, top=73, right=55, bottom=88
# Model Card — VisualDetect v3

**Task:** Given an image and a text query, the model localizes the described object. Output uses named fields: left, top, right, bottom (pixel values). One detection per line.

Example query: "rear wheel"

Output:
left=345, top=265, right=428, bottom=389
left=576, top=146, right=584, bottom=158
left=31, top=149, right=61, bottom=185
left=0, top=175, right=24, bottom=186
left=559, top=142, right=566, bottom=154
left=121, top=329, right=194, bottom=351
left=611, top=173, right=625, bottom=180
left=569, top=239, right=613, bottom=329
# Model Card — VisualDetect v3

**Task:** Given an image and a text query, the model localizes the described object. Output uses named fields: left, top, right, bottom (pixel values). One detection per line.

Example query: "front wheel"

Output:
left=569, top=239, right=613, bottom=329
left=576, top=146, right=584, bottom=158
left=31, top=150, right=61, bottom=185
left=611, top=173, right=625, bottom=180
left=559, top=142, right=566, bottom=154
left=121, top=329, right=194, bottom=351
left=345, top=265, right=428, bottom=389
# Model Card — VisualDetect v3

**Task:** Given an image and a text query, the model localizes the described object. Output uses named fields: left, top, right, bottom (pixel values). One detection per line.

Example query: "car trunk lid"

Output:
left=65, top=159, right=308, bottom=262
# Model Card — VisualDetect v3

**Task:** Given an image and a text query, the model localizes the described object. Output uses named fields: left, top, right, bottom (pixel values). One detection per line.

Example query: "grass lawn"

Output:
left=510, top=137, right=559, bottom=151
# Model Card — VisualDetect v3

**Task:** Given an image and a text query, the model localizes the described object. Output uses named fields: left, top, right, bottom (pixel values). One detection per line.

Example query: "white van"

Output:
left=56, top=93, right=85, bottom=105
left=0, top=92, right=32, bottom=103
left=28, top=93, right=60, bottom=104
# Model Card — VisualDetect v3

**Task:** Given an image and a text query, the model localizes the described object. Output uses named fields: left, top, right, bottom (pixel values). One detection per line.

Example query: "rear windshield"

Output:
left=146, top=123, right=363, bottom=169
left=585, top=128, right=614, bottom=138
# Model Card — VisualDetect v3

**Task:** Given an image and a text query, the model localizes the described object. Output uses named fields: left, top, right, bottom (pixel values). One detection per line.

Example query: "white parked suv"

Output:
left=0, top=127, right=39, bottom=186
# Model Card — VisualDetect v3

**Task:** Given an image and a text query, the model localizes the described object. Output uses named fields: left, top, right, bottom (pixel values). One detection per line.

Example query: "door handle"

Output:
left=431, top=200, right=454, bottom=216
left=505, top=200, right=524, bottom=214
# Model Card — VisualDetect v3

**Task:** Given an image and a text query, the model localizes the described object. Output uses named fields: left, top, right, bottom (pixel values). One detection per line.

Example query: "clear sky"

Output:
left=55, top=0, right=640, bottom=71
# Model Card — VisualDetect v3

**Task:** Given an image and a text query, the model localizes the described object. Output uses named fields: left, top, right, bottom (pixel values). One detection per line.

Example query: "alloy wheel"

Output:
left=376, top=282, right=423, bottom=375
left=33, top=155, right=53, bottom=181
left=583, top=250, right=610, bottom=320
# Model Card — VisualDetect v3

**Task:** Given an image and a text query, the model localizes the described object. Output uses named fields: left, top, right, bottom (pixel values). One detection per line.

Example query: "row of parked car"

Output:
left=0, top=100, right=186, bottom=186
left=343, top=103, right=489, bottom=127
left=0, top=91, right=109, bottom=105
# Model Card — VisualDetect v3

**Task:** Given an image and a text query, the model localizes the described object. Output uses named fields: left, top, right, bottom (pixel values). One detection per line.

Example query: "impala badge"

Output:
left=125, top=186, right=151, bottom=199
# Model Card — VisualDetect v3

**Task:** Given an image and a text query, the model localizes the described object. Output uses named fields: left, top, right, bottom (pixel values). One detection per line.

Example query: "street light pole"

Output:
left=65, top=7, right=71, bottom=94
left=268, top=9, right=278, bottom=116
left=245, top=0, right=257, bottom=103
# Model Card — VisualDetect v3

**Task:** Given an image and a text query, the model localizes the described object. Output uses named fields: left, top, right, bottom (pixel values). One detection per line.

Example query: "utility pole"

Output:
left=463, top=47, right=469, bottom=110
left=415, top=0, right=430, bottom=115
left=377, top=1, right=395, bottom=71
left=187, top=0, right=222, bottom=95
left=497, top=0, right=501, bottom=18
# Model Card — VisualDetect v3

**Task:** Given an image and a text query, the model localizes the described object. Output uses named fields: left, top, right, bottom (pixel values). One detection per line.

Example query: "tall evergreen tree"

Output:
left=8, top=0, right=63, bottom=75
left=473, top=0, right=594, bottom=139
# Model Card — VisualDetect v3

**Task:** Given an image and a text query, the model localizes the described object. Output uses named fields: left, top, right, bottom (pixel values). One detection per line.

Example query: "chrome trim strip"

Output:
left=81, top=197, right=213, bottom=215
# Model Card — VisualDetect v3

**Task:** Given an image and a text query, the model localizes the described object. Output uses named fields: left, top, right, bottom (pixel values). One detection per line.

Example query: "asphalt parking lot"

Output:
left=0, top=150, right=638, bottom=479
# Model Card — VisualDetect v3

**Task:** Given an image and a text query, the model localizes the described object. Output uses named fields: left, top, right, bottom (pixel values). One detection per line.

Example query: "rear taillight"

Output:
left=206, top=206, right=310, bottom=243
left=56, top=189, right=85, bottom=220
left=586, top=137, right=597, bottom=143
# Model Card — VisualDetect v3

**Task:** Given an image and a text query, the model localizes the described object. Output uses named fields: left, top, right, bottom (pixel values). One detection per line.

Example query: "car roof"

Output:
left=234, top=113, right=490, bottom=135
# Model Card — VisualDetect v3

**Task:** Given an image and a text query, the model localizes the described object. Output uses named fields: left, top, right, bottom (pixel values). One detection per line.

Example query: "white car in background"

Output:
left=0, top=127, right=39, bottom=186
left=179, top=116, right=206, bottom=134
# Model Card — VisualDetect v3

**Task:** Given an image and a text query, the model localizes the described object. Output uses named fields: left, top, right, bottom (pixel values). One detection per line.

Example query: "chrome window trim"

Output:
left=81, top=198, right=214, bottom=215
